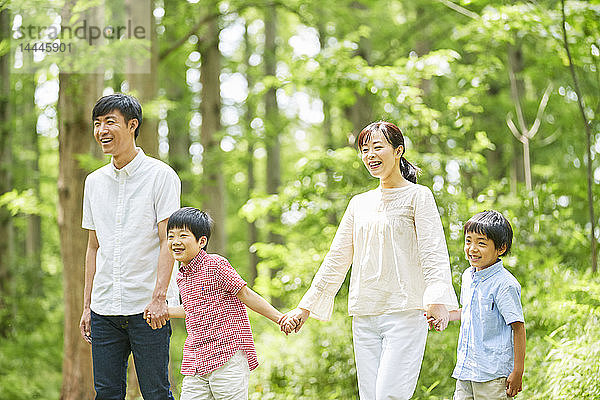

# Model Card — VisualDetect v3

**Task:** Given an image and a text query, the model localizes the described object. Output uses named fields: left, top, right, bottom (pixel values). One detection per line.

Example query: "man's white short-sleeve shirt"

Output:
left=82, top=148, right=181, bottom=316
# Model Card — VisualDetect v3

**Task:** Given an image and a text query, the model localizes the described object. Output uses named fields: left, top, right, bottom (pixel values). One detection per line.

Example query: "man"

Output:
left=79, top=93, right=180, bottom=399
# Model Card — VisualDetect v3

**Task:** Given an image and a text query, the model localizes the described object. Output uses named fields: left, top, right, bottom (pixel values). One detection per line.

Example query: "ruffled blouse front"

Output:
left=298, top=184, right=458, bottom=320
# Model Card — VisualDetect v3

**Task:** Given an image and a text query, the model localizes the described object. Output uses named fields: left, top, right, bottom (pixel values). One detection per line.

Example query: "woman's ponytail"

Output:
left=399, top=156, right=420, bottom=184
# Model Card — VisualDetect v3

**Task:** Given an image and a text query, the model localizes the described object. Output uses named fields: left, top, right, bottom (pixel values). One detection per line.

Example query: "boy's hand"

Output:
left=426, top=315, right=439, bottom=331
left=144, top=298, right=169, bottom=329
left=506, top=370, right=523, bottom=397
left=278, top=314, right=299, bottom=335
left=426, top=304, right=449, bottom=331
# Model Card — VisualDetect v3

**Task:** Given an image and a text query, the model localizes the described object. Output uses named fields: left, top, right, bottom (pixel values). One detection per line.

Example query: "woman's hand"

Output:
left=426, top=304, right=449, bottom=331
left=279, top=308, right=310, bottom=334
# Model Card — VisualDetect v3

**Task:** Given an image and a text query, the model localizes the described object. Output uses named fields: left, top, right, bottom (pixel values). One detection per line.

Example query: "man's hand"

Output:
left=80, top=308, right=92, bottom=344
left=144, top=298, right=169, bottom=329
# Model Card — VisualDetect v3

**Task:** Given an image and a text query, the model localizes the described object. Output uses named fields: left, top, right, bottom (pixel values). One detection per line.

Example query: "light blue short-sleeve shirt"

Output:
left=452, top=260, right=524, bottom=382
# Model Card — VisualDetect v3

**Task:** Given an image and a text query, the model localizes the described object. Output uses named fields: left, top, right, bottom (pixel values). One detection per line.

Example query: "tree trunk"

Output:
left=507, top=46, right=526, bottom=190
left=199, top=15, right=226, bottom=255
left=560, top=0, right=598, bottom=273
left=244, top=23, right=259, bottom=284
left=316, top=21, right=339, bottom=225
left=126, top=0, right=159, bottom=158
left=21, top=79, right=42, bottom=273
left=58, top=72, right=101, bottom=400
left=264, top=6, right=282, bottom=244
left=0, top=6, right=13, bottom=339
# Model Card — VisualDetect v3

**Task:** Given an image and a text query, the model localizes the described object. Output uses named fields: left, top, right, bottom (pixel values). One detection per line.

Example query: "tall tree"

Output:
left=58, top=72, right=101, bottom=400
left=57, top=2, right=102, bottom=397
left=560, top=0, right=598, bottom=273
left=264, top=6, right=283, bottom=247
left=0, top=4, right=13, bottom=338
left=20, top=79, right=42, bottom=273
left=199, top=9, right=226, bottom=254
left=244, top=21, right=259, bottom=284
left=126, top=0, right=159, bottom=157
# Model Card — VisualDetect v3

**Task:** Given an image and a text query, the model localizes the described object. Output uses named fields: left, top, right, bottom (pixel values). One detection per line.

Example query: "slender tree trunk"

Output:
left=21, top=79, right=42, bottom=273
left=507, top=46, right=525, bottom=191
left=561, top=0, right=597, bottom=273
left=166, top=84, right=191, bottom=195
left=344, top=3, right=373, bottom=140
left=264, top=6, right=282, bottom=247
left=0, top=6, right=13, bottom=339
left=317, top=21, right=338, bottom=225
left=244, top=23, right=259, bottom=284
left=199, top=15, right=226, bottom=255
left=58, top=72, right=101, bottom=400
left=126, top=0, right=159, bottom=158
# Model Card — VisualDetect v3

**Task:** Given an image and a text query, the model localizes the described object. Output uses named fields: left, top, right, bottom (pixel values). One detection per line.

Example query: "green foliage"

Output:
left=2, top=0, right=599, bottom=398
left=545, top=319, right=600, bottom=399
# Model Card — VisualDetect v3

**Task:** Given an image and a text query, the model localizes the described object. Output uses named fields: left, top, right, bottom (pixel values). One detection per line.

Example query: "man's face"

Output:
left=93, top=109, right=137, bottom=156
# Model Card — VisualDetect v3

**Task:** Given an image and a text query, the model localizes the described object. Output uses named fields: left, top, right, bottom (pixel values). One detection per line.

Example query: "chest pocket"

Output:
left=480, top=294, right=501, bottom=345
left=127, top=190, right=156, bottom=231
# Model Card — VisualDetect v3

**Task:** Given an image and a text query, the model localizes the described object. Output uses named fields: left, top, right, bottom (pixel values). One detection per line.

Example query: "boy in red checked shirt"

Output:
left=151, top=207, right=293, bottom=399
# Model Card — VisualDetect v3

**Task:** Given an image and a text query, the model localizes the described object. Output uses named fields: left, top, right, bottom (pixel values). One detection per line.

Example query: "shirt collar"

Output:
left=111, top=147, right=145, bottom=177
left=471, top=259, right=503, bottom=281
left=179, top=249, right=207, bottom=274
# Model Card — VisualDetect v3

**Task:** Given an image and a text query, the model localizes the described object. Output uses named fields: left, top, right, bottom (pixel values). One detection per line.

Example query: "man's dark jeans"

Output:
left=91, top=311, right=175, bottom=400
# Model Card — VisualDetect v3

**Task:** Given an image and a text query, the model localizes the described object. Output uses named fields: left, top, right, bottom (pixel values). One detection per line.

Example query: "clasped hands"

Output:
left=425, top=303, right=450, bottom=332
left=278, top=308, right=310, bottom=335
left=278, top=304, right=450, bottom=335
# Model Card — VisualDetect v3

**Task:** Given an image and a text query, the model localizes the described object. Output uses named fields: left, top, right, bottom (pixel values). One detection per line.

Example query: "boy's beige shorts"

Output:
left=454, top=377, right=514, bottom=400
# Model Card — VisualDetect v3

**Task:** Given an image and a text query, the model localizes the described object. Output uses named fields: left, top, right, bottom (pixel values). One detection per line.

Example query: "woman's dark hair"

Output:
left=463, top=210, right=513, bottom=256
left=92, top=93, right=143, bottom=139
left=356, top=121, right=420, bottom=183
left=167, top=207, right=213, bottom=250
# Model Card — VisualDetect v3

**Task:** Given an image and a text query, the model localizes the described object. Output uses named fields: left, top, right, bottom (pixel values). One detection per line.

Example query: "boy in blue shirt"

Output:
left=431, top=210, right=526, bottom=399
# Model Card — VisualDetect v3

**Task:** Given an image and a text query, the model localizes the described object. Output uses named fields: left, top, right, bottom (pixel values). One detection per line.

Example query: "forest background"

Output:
left=0, top=0, right=599, bottom=399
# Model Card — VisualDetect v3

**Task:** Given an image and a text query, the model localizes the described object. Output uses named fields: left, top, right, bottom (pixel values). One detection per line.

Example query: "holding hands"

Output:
left=425, top=303, right=450, bottom=332
left=278, top=308, right=310, bottom=335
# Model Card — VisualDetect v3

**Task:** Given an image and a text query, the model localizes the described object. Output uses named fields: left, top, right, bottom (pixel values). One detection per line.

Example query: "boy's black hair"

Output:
left=463, top=210, right=513, bottom=256
left=167, top=207, right=213, bottom=250
left=92, top=93, right=143, bottom=139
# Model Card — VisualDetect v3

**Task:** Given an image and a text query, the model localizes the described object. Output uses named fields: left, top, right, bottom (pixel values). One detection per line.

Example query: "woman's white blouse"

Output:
left=298, top=184, right=458, bottom=321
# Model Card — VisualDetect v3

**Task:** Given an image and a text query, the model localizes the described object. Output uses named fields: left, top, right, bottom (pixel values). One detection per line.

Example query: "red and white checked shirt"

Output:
left=177, top=250, right=258, bottom=376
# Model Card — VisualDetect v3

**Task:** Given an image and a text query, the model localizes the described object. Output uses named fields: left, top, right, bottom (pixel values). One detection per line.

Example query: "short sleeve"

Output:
left=82, top=174, right=95, bottom=230
left=155, top=167, right=181, bottom=223
left=166, top=264, right=181, bottom=306
left=215, top=258, right=247, bottom=295
left=496, top=283, right=524, bottom=325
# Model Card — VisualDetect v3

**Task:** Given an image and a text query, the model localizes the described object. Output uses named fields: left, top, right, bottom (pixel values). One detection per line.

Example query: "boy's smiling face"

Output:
left=464, top=231, right=506, bottom=271
left=167, top=227, right=207, bottom=266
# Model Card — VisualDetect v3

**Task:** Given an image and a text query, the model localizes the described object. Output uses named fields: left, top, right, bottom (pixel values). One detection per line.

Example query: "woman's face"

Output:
left=359, top=130, right=402, bottom=180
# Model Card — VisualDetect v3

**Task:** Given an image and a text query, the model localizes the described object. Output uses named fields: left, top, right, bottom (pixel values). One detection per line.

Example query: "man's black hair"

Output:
left=463, top=210, right=513, bottom=256
left=167, top=207, right=213, bottom=250
left=92, top=93, right=143, bottom=139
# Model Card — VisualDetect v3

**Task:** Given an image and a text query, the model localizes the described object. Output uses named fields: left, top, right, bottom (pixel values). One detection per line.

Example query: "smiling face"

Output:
left=360, top=130, right=403, bottom=180
left=167, top=227, right=207, bottom=266
left=93, top=109, right=137, bottom=157
left=464, top=231, right=506, bottom=271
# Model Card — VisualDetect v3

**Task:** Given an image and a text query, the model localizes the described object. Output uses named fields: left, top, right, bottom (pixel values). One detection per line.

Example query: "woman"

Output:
left=281, top=121, right=458, bottom=400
